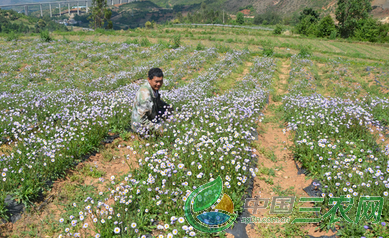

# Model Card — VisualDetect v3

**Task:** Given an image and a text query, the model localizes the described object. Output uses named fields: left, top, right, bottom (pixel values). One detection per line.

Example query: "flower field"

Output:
left=1, top=26, right=389, bottom=237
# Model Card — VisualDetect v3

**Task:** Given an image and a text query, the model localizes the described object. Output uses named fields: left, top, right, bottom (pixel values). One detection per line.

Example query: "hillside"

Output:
left=0, top=9, right=68, bottom=33
left=149, top=0, right=389, bottom=19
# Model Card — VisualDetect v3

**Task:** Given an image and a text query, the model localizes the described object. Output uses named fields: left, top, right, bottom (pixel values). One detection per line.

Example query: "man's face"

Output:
left=148, top=76, right=163, bottom=91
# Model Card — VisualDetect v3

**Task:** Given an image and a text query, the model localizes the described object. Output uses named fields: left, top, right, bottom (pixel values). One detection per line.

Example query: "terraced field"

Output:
left=0, top=26, right=389, bottom=237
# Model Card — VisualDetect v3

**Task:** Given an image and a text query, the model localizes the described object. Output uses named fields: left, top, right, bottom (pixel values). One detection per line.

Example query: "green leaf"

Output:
left=193, top=176, right=223, bottom=213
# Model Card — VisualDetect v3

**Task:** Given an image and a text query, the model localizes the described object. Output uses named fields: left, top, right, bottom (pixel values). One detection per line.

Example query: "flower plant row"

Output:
left=284, top=55, right=389, bottom=236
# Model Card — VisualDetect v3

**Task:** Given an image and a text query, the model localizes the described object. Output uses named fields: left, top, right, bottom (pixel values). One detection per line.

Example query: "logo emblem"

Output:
left=184, top=176, right=237, bottom=233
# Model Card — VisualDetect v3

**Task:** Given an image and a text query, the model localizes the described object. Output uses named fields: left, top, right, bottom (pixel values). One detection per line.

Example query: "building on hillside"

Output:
left=68, top=19, right=78, bottom=25
left=239, top=9, right=251, bottom=16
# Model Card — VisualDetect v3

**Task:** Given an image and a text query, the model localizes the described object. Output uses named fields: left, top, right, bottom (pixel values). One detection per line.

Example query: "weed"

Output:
left=272, top=185, right=296, bottom=196
left=6, top=31, right=19, bottom=41
left=40, top=30, right=53, bottom=42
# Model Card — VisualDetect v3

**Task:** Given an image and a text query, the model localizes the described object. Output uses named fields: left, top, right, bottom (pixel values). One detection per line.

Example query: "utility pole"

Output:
left=223, top=9, right=224, bottom=24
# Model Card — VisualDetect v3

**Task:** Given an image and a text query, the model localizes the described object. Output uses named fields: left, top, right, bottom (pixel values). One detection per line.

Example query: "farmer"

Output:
left=131, top=68, right=173, bottom=133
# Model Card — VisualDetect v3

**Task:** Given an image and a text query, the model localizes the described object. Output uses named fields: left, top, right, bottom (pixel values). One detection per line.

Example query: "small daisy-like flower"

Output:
left=384, top=191, right=388, bottom=196
left=164, top=224, right=169, bottom=229
left=59, top=218, right=64, bottom=223
left=178, top=217, right=185, bottom=223
left=173, top=229, right=178, bottom=235
left=114, top=227, right=120, bottom=234
left=189, top=231, right=196, bottom=236
left=95, top=234, right=100, bottom=238
left=83, top=223, right=88, bottom=228
left=167, top=233, right=173, bottom=238
left=131, top=222, right=137, bottom=228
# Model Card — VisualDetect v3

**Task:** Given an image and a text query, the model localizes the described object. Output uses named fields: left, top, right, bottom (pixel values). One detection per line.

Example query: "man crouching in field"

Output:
left=131, top=68, right=173, bottom=134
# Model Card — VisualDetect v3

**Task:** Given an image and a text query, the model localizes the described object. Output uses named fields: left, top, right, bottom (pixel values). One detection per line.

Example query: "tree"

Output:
left=295, top=8, right=320, bottom=36
left=295, top=15, right=318, bottom=36
left=236, top=12, right=244, bottom=25
left=273, top=24, right=283, bottom=35
left=316, top=15, right=336, bottom=37
left=89, top=0, right=112, bottom=29
left=145, top=21, right=152, bottom=29
left=34, top=19, right=46, bottom=33
left=176, top=12, right=183, bottom=23
left=299, top=8, right=320, bottom=23
left=336, top=0, right=372, bottom=38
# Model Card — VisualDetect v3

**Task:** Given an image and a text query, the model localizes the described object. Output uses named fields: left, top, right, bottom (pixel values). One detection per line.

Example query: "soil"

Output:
left=244, top=59, right=336, bottom=238
left=1, top=133, right=140, bottom=237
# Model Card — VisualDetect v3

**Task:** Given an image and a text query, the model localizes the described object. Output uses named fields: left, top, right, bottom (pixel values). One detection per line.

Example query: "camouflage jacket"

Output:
left=131, top=81, right=169, bottom=132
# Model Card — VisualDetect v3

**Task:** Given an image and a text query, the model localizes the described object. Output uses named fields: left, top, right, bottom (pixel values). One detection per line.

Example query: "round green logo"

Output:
left=184, top=176, right=237, bottom=233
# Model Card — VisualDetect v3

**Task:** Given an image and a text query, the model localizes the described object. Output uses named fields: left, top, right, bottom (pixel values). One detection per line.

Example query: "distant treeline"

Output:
left=0, top=9, right=68, bottom=34
left=173, top=1, right=389, bottom=43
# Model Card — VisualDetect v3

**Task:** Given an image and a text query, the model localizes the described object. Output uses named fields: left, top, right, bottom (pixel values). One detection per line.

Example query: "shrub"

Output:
left=236, top=12, right=244, bottom=25
left=273, top=24, right=283, bottom=35
left=170, top=34, right=181, bottom=49
left=262, top=46, right=274, bottom=56
left=125, top=38, right=139, bottom=45
left=298, top=45, right=312, bottom=57
left=215, top=44, right=231, bottom=53
left=140, top=38, right=151, bottom=47
left=295, top=15, right=317, bottom=36
left=353, top=18, right=389, bottom=43
left=157, top=39, right=170, bottom=48
left=6, top=31, right=19, bottom=41
left=329, top=30, right=337, bottom=40
left=40, top=29, right=53, bottom=42
left=316, top=15, right=336, bottom=37
left=196, top=42, right=205, bottom=50
left=145, top=21, right=152, bottom=29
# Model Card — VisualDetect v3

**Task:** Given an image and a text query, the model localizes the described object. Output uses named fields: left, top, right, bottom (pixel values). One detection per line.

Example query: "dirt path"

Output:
left=244, top=59, right=336, bottom=238
left=277, top=59, right=290, bottom=94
